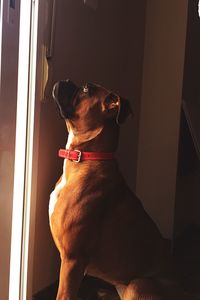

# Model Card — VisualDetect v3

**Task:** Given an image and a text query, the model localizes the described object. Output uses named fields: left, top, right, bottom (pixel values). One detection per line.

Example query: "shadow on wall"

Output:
left=174, top=0, right=200, bottom=236
left=47, top=0, right=147, bottom=189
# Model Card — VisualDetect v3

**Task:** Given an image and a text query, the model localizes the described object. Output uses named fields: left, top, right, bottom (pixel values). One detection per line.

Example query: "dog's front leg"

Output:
left=56, top=258, right=85, bottom=300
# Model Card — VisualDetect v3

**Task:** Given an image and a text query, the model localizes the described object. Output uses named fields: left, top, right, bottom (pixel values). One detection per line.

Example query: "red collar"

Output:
left=58, top=149, right=115, bottom=163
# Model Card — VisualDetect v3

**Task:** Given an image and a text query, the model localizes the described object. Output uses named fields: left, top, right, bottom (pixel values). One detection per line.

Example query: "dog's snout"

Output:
left=64, top=79, right=79, bottom=101
left=53, top=79, right=79, bottom=119
left=53, top=80, right=79, bottom=102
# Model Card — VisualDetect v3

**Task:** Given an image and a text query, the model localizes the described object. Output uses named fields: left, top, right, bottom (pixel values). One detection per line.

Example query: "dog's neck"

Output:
left=66, top=121, right=120, bottom=153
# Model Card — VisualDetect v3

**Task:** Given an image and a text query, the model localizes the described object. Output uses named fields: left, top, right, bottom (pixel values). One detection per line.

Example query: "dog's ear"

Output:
left=52, top=80, right=79, bottom=119
left=103, top=93, right=133, bottom=124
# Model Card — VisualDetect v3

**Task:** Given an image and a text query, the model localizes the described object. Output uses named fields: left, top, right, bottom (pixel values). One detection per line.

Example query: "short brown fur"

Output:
left=49, top=81, right=182, bottom=300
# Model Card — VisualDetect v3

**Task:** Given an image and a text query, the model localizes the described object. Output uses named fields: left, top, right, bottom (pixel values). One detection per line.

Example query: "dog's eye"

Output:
left=82, top=83, right=97, bottom=96
left=105, top=93, right=119, bottom=104
left=83, top=84, right=89, bottom=93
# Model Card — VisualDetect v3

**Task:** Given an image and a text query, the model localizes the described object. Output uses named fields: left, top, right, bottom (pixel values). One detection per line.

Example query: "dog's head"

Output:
left=53, top=79, right=133, bottom=127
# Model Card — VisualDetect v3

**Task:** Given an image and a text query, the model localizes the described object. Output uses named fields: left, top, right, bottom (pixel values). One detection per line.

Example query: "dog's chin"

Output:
left=60, top=108, right=75, bottom=120
left=54, top=99, right=74, bottom=120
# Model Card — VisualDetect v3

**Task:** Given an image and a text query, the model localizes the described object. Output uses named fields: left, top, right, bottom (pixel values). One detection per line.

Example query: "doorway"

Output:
left=1, top=1, right=194, bottom=299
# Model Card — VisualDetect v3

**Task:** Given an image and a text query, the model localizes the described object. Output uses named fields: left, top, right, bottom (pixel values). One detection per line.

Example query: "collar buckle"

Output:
left=74, top=149, right=82, bottom=163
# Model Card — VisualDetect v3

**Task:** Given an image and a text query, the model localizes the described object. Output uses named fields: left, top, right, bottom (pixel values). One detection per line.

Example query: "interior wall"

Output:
left=174, top=0, right=200, bottom=235
left=0, top=2, right=20, bottom=299
left=51, top=0, right=147, bottom=189
left=136, top=0, right=188, bottom=238
left=32, top=0, right=147, bottom=294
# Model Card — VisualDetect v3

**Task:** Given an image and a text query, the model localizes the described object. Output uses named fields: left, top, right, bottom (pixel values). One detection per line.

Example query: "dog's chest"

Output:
left=49, top=178, right=66, bottom=218
left=49, top=136, right=73, bottom=224
left=49, top=164, right=67, bottom=227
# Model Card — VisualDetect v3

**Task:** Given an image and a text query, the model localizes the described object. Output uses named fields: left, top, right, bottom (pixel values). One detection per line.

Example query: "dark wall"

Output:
left=182, top=0, right=200, bottom=146
left=175, top=0, right=200, bottom=235
left=51, top=0, right=147, bottom=189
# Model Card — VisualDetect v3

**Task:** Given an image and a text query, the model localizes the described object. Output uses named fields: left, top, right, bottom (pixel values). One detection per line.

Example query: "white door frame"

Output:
left=9, top=0, right=39, bottom=299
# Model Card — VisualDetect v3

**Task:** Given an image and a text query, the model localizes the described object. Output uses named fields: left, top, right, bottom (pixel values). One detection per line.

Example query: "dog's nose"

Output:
left=52, top=80, right=79, bottom=102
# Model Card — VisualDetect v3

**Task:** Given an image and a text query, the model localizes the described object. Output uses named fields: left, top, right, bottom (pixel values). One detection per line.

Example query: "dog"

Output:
left=49, top=80, right=185, bottom=300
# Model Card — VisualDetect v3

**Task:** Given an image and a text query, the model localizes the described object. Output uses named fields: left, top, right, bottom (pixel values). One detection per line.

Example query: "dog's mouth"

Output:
left=53, top=79, right=80, bottom=119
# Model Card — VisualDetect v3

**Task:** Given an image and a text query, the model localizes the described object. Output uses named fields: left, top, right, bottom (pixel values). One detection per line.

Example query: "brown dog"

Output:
left=49, top=80, right=180, bottom=300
